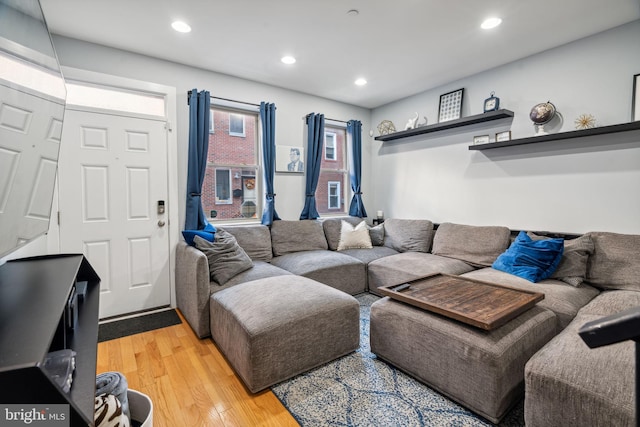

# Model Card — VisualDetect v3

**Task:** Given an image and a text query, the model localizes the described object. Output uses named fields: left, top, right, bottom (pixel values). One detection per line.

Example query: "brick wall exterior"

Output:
left=202, top=109, right=258, bottom=220
left=317, top=127, right=347, bottom=214
left=200, top=113, right=350, bottom=219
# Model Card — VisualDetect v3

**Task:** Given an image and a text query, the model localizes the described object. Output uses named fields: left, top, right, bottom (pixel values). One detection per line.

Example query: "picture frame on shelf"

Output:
left=473, top=135, right=490, bottom=145
left=633, top=73, right=639, bottom=121
left=438, top=88, right=464, bottom=123
left=276, top=145, right=305, bottom=173
left=495, top=131, right=511, bottom=142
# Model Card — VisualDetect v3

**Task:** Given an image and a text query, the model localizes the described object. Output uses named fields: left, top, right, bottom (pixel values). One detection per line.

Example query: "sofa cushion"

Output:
left=194, top=232, right=253, bottom=285
left=492, top=231, right=564, bottom=282
left=339, top=246, right=399, bottom=265
left=586, top=231, right=640, bottom=292
left=528, top=232, right=594, bottom=287
left=383, top=218, right=434, bottom=253
left=525, top=292, right=638, bottom=426
left=220, top=224, right=272, bottom=262
left=271, top=220, right=328, bottom=256
left=432, top=223, right=511, bottom=267
left=461, top=268, right=600, bottom=330
left=337, top=220, right=373, bottom=251
left=270, top=250, right=366, bottom=295
left=576, top=289, right=640, bottom=317
left=367, top=252, right=475, bottom=296
left=210, top=261, right=293, bottom=292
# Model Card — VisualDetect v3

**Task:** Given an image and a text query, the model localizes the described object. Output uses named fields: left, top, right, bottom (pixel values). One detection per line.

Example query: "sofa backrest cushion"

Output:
left=270, top=220, right=328, bottom=256
left=586, top=231, right=640, bottom=291
left=383, top=218, right=434, bottom=253
left=323, top=217, right=365, bottom=250
left=220, top=225, right=272, bottom=262
left=432, top=222, right=511, bottom=267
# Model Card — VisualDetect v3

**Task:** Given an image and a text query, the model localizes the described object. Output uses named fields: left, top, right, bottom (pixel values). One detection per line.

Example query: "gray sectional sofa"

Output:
left=175, top=217, right=639, bottom=425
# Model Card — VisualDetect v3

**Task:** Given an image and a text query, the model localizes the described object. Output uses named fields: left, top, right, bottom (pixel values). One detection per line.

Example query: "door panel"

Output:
left=0, top=85, right=63, bottom=253
left=59, top=108, right=170, bottom=318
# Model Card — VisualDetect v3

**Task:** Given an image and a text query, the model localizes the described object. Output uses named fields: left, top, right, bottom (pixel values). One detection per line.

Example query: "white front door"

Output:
left=58, top=108, right=170, bottom=318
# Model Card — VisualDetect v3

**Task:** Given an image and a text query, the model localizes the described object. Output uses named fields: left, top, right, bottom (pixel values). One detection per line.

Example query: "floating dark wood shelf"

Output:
left=469, top=120, right=640, bottom=150
left=375, top=109, right=515, bottom=141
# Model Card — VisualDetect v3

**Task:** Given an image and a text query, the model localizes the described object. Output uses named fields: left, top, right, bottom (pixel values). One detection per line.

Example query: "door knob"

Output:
left=158, top=220, right=166, bottom=227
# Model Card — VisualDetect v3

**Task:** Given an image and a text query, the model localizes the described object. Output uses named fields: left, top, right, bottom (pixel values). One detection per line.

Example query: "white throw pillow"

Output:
left=337, top=220, right=373, bottom=251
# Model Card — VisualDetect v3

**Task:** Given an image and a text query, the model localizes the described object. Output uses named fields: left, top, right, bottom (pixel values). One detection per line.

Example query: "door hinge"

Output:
left=164, top=121, right=172, bottom=131
left=57, top=211, right=60, bottom=226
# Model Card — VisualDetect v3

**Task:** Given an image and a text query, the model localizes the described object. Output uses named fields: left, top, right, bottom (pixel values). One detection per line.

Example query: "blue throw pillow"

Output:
left=182, top=223, right=217, bottom=246
left=492, top=231, right=564, bottom=282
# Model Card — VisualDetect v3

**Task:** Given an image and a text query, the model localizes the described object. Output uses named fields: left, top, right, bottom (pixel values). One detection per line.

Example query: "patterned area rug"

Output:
left=272, top=294, right=525, bottom=426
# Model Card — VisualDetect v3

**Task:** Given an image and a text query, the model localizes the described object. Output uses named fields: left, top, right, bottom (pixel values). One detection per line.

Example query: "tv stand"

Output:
left=0, top=254, right=100, bottom=426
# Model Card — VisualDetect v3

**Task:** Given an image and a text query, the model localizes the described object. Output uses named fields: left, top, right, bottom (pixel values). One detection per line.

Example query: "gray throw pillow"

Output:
left=194, top=231, right=253, bottom=285
left=528, top=232, right=595, bottom=287
left=368, top=223, right=384, bottom=246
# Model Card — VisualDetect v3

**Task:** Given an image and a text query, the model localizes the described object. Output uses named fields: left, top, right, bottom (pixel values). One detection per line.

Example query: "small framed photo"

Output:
left=473, top=135, right=490, bottom=145
left=633, top=73, right=639, bottom=121
left=276, top=145, right=305, bottom=173
left=495, top=131, right=512, bottom=142
left=438, top=88, right=464, bottom=123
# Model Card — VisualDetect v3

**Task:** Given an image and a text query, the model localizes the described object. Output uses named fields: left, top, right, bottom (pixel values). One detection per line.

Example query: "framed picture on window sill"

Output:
left=276, top=145, right=305, bottom=173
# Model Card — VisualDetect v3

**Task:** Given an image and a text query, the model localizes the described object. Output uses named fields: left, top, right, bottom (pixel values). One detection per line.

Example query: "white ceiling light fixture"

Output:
left=281, top=56, right=296, bottom=65
left=481, top=17, right=502, bottom=30
left=355, top=78, right=367, bottom=86
left=171, top=21, right=192, bottom=33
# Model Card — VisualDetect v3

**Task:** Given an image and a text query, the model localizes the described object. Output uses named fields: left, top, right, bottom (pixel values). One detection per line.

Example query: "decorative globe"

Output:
left=529, top=102, right=557, bottom=125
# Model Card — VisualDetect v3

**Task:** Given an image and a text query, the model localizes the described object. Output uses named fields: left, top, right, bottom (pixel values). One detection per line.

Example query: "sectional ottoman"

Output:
left=210, top=275, right=359, bottom=392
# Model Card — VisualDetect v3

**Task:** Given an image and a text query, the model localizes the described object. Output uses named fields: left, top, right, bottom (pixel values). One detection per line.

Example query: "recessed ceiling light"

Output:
left=171, top=21, right=192, bottom=33
left=481, top=17, right=502, bottom=30
left=355, top=78, right=367, bottom=86
left=281, top=56, right=296, bottom=65
left=347, top=9, right=359, bottom=16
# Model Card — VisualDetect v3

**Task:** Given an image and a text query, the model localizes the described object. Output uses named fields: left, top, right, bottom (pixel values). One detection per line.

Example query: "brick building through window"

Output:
left=316, top=126, right=348, bottom=214
left=202, top=107, right=259, bottom=220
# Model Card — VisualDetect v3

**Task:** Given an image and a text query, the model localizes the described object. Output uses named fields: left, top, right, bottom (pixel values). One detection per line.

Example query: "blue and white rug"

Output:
left=272, top=294, right=525, bottom=426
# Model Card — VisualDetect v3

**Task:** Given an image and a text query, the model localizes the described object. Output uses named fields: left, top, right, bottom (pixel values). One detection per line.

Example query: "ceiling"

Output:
left=40, top=0, right=640, bottom=109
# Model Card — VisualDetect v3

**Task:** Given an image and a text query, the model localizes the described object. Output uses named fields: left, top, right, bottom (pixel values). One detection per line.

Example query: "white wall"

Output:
left=51, top=35, right=372, bottom=224
left=370, top=20, right=640, bottom=234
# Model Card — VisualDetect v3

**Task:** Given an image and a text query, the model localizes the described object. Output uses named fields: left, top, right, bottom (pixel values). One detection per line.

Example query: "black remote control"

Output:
left=393, top=283, right=411, bottom=292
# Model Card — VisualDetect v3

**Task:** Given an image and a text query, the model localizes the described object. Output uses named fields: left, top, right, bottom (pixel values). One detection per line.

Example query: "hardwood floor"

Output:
left=96, top=311, right=299, bottom=427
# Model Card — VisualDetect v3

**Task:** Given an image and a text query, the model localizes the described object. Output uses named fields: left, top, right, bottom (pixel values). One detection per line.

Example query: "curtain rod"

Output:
left=305, top=113, right=349, bottom=124
left=187, top=91, right=260, bottom=107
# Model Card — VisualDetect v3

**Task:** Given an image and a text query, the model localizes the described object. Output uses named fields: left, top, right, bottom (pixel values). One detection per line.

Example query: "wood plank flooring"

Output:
left=96, top=311, right=299, bottom=427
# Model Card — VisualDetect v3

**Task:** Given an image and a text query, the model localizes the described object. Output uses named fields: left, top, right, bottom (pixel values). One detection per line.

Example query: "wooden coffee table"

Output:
left=377, top=273, right=544, bottom=330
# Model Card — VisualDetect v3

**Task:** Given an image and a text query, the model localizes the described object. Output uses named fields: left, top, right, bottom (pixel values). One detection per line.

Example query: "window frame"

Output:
left=324, top=131, right=337, bottom=160
left=209, top=109, right=214, bottom=133
left=214, top=168, right=232, bottom=205
left=328, top=181, right=341, bottom=210
left=229, top=113, right=245, bottom=137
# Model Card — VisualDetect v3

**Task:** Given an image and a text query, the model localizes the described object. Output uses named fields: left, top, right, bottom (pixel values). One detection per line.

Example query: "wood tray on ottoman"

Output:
left=378, top=273, right=544, bottom=330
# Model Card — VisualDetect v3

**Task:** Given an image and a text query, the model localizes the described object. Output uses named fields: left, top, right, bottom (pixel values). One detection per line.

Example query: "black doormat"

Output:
left=98, top=309, right=182, bottom=342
